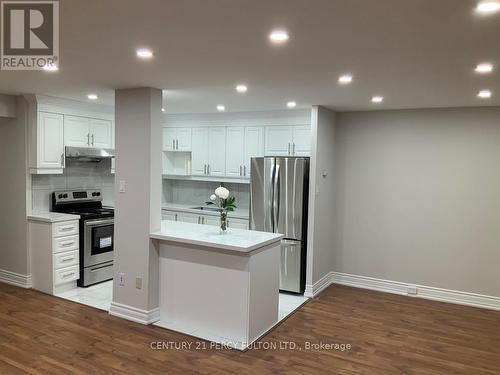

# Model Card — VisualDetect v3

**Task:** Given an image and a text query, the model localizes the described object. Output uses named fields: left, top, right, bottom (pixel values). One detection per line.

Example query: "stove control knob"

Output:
left=63, top=194, right=68, bottom=198
left=58, top=194, right=63, bottom=199
left=96, top=192, right=101, bottom=196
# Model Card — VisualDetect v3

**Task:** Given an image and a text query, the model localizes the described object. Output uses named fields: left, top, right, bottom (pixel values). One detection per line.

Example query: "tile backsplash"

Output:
left=163, top=179, right=250, bottom=209
left=32, top=159, right=115, bottom=211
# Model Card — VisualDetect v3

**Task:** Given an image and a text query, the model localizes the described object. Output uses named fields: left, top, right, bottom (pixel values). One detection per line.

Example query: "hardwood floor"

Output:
left=1, top=282, right=500, bottom=375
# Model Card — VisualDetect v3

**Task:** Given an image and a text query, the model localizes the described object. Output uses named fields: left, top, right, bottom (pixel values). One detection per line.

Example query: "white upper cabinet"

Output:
left=191, top=128, right=209, bottom=176
left=265, top=126, right=310, bottom=156
left=89, top=119, right=113, bottom=148
left=265, top=126, right=293, bottom=156
left=207, top=127, right=226, bottom=176
left=226, top=126, right=264, bottom=178
left=291, top=126, right=311, bottom=156
left=243, top=127, right=264, bottom=177
left=225, top=127, right=245, bottom=177
left=64, top=115, right=90, bottom=147
left=64, top=116, right=112, bottom=149
left=163, top=127, right=192, bottom=152
left=36, top=112, right=65, bottom=172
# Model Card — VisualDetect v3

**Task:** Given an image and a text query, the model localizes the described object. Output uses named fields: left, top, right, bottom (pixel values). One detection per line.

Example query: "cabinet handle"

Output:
left=288, top=143, right=291, bottom=155
left=60, top=153, right=65, bottom=168
left=207, top=164, right=210, bottom=175
left=176, top=139, right=179, bottom=150
left=174, top=213, right=178, bottom=221
left=60, top=240, right=75, bottom=247
left=61, top=255, right=75, bottom=262
left=61, top=271, right=75, bottom=278
left=87, top=133, right=90, bottom=146
left=204, top=164, right=207, bottom=175
left=59, top=225, right=75, bottom=232
left=239, top=166, right=242, bottom=176
left=173, top=139, right=175, bottom=149
left=202, top=217, right=205, bottom=224
left=91, top=134, right=94, bottom=146
left=293, top=143, right=295, bottom=155
left=244, top=165, right=246, bottom=176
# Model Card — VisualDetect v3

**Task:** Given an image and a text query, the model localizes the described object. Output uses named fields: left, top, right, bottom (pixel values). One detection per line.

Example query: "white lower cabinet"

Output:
left=162, top=209, right=249, bottom=229
left=29, top=218, right=80, bottom=295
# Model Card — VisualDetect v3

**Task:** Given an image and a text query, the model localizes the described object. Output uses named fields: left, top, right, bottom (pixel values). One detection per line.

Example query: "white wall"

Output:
left=333, top=107, right=500, bottom=297
left=112, top=88, right=162, bottom=316
left=306, top=106, right=337, bottom=288
left=0, top=94, right=16, bottom=118
left=31, top=160, right=115, bottom=211
left=0, top=96, right=29, bottom=280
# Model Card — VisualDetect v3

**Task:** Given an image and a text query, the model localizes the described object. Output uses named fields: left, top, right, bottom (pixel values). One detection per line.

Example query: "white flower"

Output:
left=210, top=194, right=217, bottom=201
left=215, top=187, right=229, bottom=199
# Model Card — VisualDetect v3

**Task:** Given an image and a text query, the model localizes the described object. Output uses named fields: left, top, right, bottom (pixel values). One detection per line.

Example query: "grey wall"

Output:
left=307, top=106, right=337, bottom=286
left=0, top=96, right=29, bottom=276
left=333, top=107, right=500, bottom=297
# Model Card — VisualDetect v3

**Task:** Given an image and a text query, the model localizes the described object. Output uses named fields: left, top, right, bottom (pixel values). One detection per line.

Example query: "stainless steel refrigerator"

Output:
left=250, top=157, right=309, bottom=293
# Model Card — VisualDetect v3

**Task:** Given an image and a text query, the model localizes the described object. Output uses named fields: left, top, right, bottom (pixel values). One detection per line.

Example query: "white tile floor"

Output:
left=56, top=280, right=308, bottom=322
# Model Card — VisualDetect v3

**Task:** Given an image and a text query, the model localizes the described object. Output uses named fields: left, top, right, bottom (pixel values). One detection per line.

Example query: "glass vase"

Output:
left=220, top=211, right=228, bottom=234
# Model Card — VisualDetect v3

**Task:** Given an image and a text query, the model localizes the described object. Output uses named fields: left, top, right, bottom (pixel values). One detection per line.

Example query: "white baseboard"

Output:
left=0, top=269, right=32, bottom=289
left=306, top=271, right=500, bottom=311
left=109, top=302, right=160, bottom=325
left=304, top=271, right=332, bottom=298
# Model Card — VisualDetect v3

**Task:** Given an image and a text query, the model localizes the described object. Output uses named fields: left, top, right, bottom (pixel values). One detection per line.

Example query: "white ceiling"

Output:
left=0, top=0, right=499, bottom=113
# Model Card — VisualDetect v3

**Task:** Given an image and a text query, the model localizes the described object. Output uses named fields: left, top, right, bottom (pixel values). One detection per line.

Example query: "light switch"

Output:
left=119, top=180, right=126, bottom=193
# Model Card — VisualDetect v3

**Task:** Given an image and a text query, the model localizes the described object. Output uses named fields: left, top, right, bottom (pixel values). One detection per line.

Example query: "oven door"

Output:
left=83, top=218, right=114, bottom=267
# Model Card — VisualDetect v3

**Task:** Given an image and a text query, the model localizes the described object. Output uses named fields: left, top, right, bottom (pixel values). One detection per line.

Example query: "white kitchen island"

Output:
left=150, top=220, right=284, bottom=350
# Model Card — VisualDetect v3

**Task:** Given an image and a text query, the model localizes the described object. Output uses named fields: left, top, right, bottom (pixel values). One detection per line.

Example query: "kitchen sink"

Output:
left=190, top=206, right=223, bottom=212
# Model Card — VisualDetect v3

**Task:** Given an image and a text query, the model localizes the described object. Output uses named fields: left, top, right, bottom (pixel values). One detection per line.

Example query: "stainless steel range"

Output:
left=52, top=190, right=114, bottom=287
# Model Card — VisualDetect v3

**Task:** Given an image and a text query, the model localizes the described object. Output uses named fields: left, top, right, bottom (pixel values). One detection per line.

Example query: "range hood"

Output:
left=65, top=146, right=114, bottom=162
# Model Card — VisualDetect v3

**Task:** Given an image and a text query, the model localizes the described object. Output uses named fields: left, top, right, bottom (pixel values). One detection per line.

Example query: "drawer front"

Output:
left=53, top=250, right=79, bottom=270
left=53, top=220, right=79, bottom=238
left=53, top=234, right=79, bottom=254
left=54, top=265, right=79, bottom=285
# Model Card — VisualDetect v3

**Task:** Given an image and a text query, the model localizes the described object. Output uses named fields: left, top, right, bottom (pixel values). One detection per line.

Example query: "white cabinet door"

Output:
left=38, top=112, right=64, bottom=169
left=207, top=127, right=226, bottom=176
left=243, top=126, right=264, bottom=178
left=162, top=128, right=176, bottom=151
left=265, top=126, right=293, bottom=156
left=162, top=210, right=178, bottom=221
left=292, top=126, right=311, bottom=156
left=176, top=128, right=192, bottom=151
left=228, top=217, right=249, bottom=229
left=178, top=212, right=200, bottom=224
left=90, top=119, right=112, bottom=148
left=225, top=127, right=245, bottom=177
left=202, top=215, right=220, bottom=226
left=191, top=128, right=209, bottom=176
left=64, top=115, right=90, bottom=147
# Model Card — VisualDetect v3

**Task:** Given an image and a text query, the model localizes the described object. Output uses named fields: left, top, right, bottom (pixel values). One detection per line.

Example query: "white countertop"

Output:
left=162, top=203, right=249, bottom=220
left=151, top=220, right=283, bottom=253
left=28, top=212, right=80, bottom=223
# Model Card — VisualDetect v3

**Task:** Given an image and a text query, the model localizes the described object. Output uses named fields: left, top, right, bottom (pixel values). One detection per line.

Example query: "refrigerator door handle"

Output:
left=273, top=164, right=280, bottom=232
left=269, top=162, right=275, bottom=230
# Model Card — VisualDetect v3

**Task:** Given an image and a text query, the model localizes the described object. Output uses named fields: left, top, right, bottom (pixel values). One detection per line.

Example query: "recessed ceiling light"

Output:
left=476, top=0, right=500, bottom=13
left=216, top=105, right=226, bottom=111
left=269, top=29, right=289, bottom=43
left=371, top=96, right=384, bottom=103
left=287, top=101, right=297, bottom=108
left=87, top=93, right=98, bottom=100
left=136, top=48, right=154, bottom=59
left=236, top=84, right=248, bottom=93
left=43, top=64, right=58, bottom=72
left=475, top=63, right=493, bottom=73
left=161, top=108, right=165, bottom=112
left=338, top=74, right=353, bottom=84
left=478, top=90, right=492, bottom=98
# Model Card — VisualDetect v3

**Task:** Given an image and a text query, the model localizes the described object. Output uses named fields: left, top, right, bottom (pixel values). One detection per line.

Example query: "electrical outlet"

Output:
left=119, top=180, right=126, bottom=193
left=118, top=272, right=125, bottom=286
left=135, top=277, right=142, bottom=290
left=407, top=284, right=418, bottom=296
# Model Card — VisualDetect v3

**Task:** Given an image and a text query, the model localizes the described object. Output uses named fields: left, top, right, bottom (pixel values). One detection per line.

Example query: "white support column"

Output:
left=110, top=88, right=162, bottom=324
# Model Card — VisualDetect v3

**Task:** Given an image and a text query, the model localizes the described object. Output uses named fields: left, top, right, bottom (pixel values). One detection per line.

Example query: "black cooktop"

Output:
left=62, top=208, right=114, bottom=220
